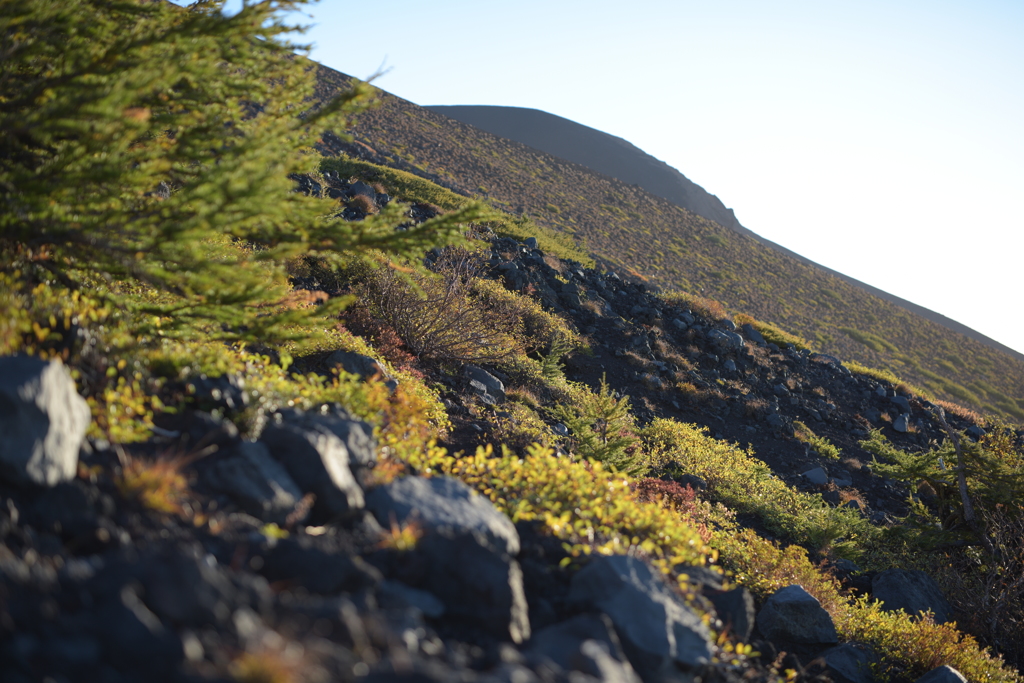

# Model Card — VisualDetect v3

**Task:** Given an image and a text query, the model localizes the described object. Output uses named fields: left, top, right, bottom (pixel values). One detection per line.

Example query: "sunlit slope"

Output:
left=311, top=66, right=1024, bottom=421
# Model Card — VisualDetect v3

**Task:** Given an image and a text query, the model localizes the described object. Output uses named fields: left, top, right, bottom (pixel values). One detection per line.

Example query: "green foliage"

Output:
left=840, top=327, right=900, bottom=354
left=539, top=334, right=573, bottom=382
left=0, top=0, right=489, bottom=348
left=713, top=525, right=1019, bottom=683
left=641, top=419, right=873, bottom=558
left=793, top=420, right=842, bottom=460
left=862, top=430, right=1024, bottom=535
left=734, top=313, right=812, bottom=351
left=359, top=258, right=519, bottom=365
left=549, top=377, right=644, bottom=476
left=844, top=361, right=903, bottom=386
left=661, top=291, right=728, bottom=321
left=408, top=444, right=713, bottom=571
left=467, top=276, right=582, bottom=354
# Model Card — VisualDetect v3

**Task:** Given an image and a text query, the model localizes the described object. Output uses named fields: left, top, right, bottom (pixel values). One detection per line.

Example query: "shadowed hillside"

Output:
left=311, top=67, right=1024, bottom=421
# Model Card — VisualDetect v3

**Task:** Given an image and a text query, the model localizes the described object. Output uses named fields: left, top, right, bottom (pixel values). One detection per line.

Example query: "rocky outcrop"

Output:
left=568, top=554, right=714, bottom=675
left=871, top=569, right=953, bottom=624
left=0, top=355, right=91, bottom=487
left=366, top=475, right=529, bottom=643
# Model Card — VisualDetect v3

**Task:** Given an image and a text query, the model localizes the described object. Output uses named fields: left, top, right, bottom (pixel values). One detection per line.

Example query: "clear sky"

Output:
left=184, top=1, right=1024, bottom=357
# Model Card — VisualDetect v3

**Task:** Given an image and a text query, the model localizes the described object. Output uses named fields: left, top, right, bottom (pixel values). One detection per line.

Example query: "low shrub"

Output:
left=641, top=419, right=873, bottom=558
left=360, top=263, right=518, bottom=365
left=793, top=420, right=842, bottom=460
left=549, top=377, right=644, bottom=476
left=408, top=443, right=713, bottom=572
left=733, top=313, right=812, bottom=351
left=662, top=291, right=728, bottom=321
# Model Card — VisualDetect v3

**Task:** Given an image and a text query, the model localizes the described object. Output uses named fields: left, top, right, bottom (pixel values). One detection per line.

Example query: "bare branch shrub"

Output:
left=361, top=252, right=518, bottom=365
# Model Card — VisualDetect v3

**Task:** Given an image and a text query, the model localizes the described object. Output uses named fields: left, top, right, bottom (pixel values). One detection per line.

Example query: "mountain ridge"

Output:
left=427, top=104, right=1024, bottom=365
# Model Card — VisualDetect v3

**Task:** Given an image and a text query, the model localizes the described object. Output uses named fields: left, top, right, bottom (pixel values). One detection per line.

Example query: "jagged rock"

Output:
left=819, top=642, right=878, bottom=683
left=197, top=441, right=305, bottom=524
left=326, top=350, right=397, bottom=390
left=893, top=414, right=910, bottom=433
left=915, top=665, right=968, bottom=683
left=707, top=586, right=756, bottom=642
left=524, top=237, right=538, bottom=249
left=741, top=323, right=766, bottom=345
left=0, top=355, right=91, bottom=487
left=378, top=580, right=445, bottom=618
left=366, top=476, right=519, bottom=555
left=756, top=584, right=837, bottom=647
left=871, top=569, right=952, bottom=623
left=525, top=614, right=641, bottom=683
left=28, top=481, right=117, bottom=549
left=707, top=329, right=744, bottom=352
left=966, top=425, right=986, bottom=440
left=258, top=539, right=381, bottom=595
left=141, top=545, right=239, bottom=627
left=672, top=318, right=689, bottom=331
left=96, top=582, right=184, bottom=674
left=891, top=396, right=912, bottom=413
left=365, top=476, right=529, bottom=643
left=349, top=180, right=376, bottom=199
left=464, top=365, right=506, bottom=403
left=568, top=554, right=713, bottom=674
left=802, top=467, right=829, bottom=486
left=260, top=409, right=375, bottom=518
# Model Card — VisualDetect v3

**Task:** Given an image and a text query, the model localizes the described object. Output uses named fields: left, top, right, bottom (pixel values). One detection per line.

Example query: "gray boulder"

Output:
left=915, top=665, right=967, bottom=683
left=756, top=584, right=837, bottom=646
left=741, top=323, right=766, bottom=345
left=802, top=467, right=829, bottom=486
left=526, top=614, right=640, bottom=683
left=819, top=642, right=878, bottom=683
left=366, top=475, right=519, bottom=555
left=325, top=350, right=397, bottom=390
left=568, top=554, right=714, bottom=674
left=366, top=476, right=528, bottom=643
left=259, top=409, right=375, bottom=518
left=871, top=569, right=952, bottom=623
left=893, top=414, right=911, bottom=433
left=0, top=355, right=91, bottom=487
left=708, top=586, right=756, bottom=643
left=198, top=441, right=304, bottom=524
left=464, top=365, right=505, bottom=403
left=348, top=180, right=376, bottom=200
left=707, top=329, right=744, bottom=352
left=891, top=396, right=912, bottom=413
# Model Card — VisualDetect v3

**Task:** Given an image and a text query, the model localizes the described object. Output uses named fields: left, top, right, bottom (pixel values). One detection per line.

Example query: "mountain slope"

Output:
left=426, top=104, right=744, bottom=232
left=310, top=67, right=1024, bottom=421
left=428, top=105, right=1024, bottom=367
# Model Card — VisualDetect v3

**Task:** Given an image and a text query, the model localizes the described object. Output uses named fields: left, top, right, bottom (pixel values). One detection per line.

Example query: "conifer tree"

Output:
left=551, top=376, right=644, bottom=475
left=0, top=0, right=491, bottom=345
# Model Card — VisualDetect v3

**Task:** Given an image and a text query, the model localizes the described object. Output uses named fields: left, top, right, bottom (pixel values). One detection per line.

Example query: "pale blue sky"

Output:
left=182, top=1, right=1024, bottom=357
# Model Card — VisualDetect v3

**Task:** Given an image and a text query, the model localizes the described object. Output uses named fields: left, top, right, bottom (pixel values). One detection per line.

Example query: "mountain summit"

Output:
left=428, top=104, right=744, bottom=233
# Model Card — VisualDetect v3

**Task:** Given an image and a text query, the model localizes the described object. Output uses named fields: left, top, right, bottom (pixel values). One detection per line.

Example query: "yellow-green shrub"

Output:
left=712, top=526, right=1018, bottom=683
left=406, top=443, right=713, bottom=572
left=641, top=419, right=873, bottom=557
left=734, top=313, right=812, bottom=351
left=793, top=420, right=842, bottom=460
